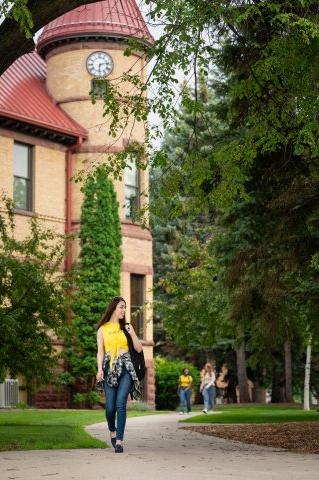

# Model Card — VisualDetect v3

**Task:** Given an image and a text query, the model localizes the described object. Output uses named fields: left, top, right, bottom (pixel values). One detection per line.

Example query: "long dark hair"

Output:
left=96, top=296, right=126, bottom=330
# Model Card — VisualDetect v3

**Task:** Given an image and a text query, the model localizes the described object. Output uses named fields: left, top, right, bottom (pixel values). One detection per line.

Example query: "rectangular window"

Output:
left=13, top=142, right=32, bottom=211
left=90, top=78, right=109, bottom=99
left=130, top=274, right=145, bottom=338
left=124, top=159, right=139, bottom=218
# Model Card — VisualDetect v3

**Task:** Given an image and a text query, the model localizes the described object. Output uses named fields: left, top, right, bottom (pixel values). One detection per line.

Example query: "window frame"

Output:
left=13, top=141, right=33, bottom=212
left=124, top=160, right=140, bottom=219
left=130, top=273, right=145, bottom=339
left=90, top=78, right=109, bottom=99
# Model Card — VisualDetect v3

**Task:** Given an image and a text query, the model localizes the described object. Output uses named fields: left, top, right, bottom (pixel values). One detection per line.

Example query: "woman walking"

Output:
left=178, top=368, right=193, bottom=414
left=96, top=296, right=142, bottom=453
left=200, top=363, right=216, bottom=413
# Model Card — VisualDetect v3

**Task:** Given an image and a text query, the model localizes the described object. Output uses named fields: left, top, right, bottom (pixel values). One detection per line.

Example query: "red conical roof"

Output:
left=37, top=0, right=153, bottom=55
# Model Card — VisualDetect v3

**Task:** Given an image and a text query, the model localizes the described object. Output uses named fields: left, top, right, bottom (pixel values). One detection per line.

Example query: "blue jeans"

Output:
left=103, top=364, right=133, bottom=440
left=179, top=387, right=192, bottom=413
left=203, top=386, right=216, bottom=411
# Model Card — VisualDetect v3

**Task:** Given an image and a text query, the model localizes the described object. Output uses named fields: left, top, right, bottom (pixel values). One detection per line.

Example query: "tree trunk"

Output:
left=271, top=369, right=285, bottom=403
left=304, top=339, right=312, bottom=411
left=236, top=340, right=250, bottom=403
left=284, top=340, right=293, bottom=402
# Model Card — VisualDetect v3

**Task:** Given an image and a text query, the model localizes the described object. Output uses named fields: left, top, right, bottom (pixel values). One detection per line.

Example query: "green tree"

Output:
left=66, top=168, right=122, bottom=397
left=151, top=76, right=226, bottom=352
left=0, top=195, right=66, bottom=388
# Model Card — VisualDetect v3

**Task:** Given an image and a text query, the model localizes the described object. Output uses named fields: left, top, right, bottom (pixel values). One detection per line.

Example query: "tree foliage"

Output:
left=4, top=0, right=319, bottom=400
left=152, top=38, right=319, bottom=397
left=0, top=195, right=66, bottom=387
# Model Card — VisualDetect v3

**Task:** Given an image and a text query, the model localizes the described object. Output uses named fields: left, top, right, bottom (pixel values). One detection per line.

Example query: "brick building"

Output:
left=0, top=0, right=155, bottom=407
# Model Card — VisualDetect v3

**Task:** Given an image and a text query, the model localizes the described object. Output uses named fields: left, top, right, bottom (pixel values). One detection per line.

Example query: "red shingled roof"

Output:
left=37, top=0, right=154, bottom=55
left=0, top=52, right=87, bottom=139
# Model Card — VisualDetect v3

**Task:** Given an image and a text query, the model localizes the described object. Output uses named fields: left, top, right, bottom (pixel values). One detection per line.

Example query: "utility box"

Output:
left=0, top=379, right=19, bottom=408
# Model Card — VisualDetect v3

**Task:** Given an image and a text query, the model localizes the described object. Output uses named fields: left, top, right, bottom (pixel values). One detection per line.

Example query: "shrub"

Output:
left=15, top=401, right=29, bottom=409
left=155, top=356, right=200, bottom=410
left=73, top=391, right=100, bottom=408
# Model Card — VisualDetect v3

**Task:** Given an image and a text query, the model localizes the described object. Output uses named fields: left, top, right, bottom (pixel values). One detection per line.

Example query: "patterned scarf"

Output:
left=102, top=351, right=142, bottom=400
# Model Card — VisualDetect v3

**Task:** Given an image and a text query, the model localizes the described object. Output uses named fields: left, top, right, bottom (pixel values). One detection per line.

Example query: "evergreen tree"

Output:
left=66, top=167, right=122, bottom=396
left=151, top=78, right=243, bottom=399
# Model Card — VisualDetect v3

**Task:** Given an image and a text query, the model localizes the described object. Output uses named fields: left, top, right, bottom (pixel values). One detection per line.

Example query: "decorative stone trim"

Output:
left=121, top=221, right=152, bottom=240
left=13, top=209, right=66, bottom=224
left=144, top=359, right=156, bottom=406
left=121, top=263, right=153, bottom=275
left=45, top=41, right=139, bottom=60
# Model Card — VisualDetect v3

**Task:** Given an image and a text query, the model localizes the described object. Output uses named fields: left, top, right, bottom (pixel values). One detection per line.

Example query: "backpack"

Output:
left=123, top=327, right=146, bottom=381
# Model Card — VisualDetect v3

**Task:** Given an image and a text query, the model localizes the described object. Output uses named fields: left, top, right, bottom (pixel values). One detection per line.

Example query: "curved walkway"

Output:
left=1, top=412, right=318, bottom=480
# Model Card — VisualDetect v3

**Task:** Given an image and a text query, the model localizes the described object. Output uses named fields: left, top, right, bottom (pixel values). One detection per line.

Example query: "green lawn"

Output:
left=0, top=409, right=161, bottom=451
left=181, top=404, right=319, bottom=424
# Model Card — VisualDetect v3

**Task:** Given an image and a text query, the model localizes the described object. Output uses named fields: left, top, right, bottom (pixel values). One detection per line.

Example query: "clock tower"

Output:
left=37, top=0, right=155, bottom=406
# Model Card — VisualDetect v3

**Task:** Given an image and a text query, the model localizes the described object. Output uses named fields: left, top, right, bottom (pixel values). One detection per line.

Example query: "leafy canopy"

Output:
left=0, top=195, right=66, bottom=387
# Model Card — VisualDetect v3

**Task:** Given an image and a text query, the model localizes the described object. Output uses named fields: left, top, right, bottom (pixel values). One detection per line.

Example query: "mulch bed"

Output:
left=183, top=422, right=319, bottom=454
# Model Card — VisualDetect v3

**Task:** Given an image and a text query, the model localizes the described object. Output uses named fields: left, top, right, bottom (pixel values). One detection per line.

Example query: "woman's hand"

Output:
left=125, top=323, right=135, bottom=336
left=125, top=323, right=143, bottom=352
left=96, top=369, right=104, bottom=381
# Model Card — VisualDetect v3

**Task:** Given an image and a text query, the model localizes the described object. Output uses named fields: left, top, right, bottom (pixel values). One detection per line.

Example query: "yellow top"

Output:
left=179, top=375, right=192, bottom=388
left=100, top=322, right=128, bottom=367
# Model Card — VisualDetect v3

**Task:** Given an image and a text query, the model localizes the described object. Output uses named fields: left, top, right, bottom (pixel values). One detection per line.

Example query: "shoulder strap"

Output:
left=122, top=327, right=133, bottom=350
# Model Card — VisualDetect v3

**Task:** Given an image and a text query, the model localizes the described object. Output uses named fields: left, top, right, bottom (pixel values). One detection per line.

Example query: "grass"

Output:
left=181, top=404, right=319, bottom=424
left=0, top=408, right=162, bottom=451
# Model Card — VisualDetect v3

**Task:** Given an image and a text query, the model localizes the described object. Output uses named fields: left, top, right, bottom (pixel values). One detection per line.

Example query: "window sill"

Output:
left=122, top=218, right=149, bottom=227
left=14, top=208, right=36, bottom=217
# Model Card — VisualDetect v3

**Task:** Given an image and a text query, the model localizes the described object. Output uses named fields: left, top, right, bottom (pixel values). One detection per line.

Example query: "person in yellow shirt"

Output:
left=96, top=296, right=142, bottom=453
left=178, top=368, right=193, bottom=414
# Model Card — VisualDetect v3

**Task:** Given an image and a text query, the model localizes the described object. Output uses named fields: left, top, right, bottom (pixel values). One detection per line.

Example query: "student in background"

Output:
left=200, top=363, right=216, bottom=413
left=178, top=368, right=193, bottom=414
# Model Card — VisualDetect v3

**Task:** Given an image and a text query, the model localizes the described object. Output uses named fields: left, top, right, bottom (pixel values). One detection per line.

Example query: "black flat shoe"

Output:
left=115, top=444, right=124, bottom=453
left=110, top=437, right=117, bottom=448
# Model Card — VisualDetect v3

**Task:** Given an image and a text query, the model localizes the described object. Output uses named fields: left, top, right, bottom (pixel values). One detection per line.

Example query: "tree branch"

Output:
left=0, top=0, right=99, bottom=75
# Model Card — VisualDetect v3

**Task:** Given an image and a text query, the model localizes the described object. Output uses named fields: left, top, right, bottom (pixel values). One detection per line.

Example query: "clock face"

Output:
left=86, top=51, right=113, bottom=77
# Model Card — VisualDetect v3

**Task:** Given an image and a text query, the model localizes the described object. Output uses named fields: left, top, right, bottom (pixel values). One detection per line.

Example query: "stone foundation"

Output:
left=32, top=360, right=156, bottom=409
left=32, top=384, right=70, bottom=409
left=144, top=359, right=156, bottom=407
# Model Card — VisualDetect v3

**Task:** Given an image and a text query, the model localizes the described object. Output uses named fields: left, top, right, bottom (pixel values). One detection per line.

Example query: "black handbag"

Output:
left=123, top=326, right=146, bottom=381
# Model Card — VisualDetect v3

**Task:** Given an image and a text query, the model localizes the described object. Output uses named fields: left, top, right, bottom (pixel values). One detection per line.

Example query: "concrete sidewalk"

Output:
left=1, top=412, right=318, bottom=480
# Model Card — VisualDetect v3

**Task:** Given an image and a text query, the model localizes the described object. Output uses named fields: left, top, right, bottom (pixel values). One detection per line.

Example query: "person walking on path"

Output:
left=200, top=363, right=216, bottom=413
left=178, top=368, right=193, bottom=415
left=96, top=296, right=142, bottom=453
